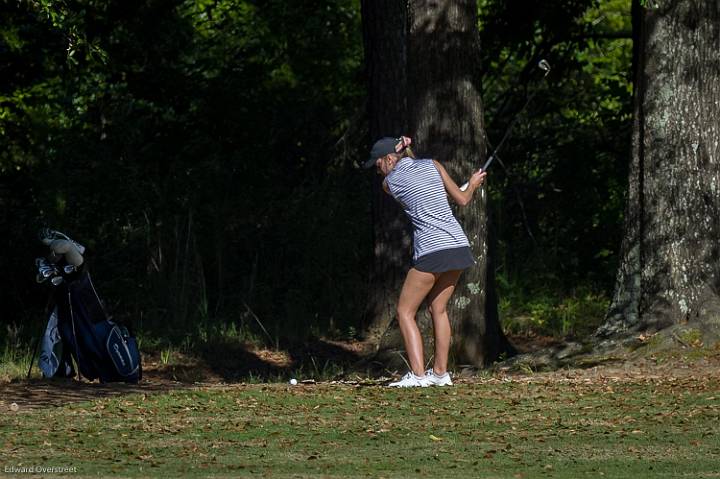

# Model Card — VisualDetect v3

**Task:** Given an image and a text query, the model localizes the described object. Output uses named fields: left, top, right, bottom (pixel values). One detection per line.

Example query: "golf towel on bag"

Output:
left=57, top=271, right=142, bottom=383
left=38, top=307, right=75, bottom=378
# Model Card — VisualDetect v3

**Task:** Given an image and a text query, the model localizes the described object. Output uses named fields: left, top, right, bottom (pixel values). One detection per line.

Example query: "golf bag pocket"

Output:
left=106, top=325, right=141, bottom=379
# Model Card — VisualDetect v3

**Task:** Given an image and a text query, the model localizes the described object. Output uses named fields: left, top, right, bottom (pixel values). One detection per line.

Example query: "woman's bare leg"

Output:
left=397, top=268, right=438, bottom=376
left=426, top=270, right=463, bottom=375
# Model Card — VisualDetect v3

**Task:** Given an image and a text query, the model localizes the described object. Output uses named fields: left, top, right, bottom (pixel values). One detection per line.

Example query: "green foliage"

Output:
left=2, top=0, right=633, bottom=346
left=24, top=0, right=109, bottom=65
left=1, top=0, right=367, bottom=340
left=638, top=0, right=661, bottom=8
left=479, top=0, right=633, bottom=300
left=0, top=323, right=34, bottom=381
left=498, top=275, right=610, bottom=338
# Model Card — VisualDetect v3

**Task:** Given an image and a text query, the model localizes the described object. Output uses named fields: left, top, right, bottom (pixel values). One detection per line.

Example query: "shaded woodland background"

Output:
left=0, top=0, right=633, bottom=355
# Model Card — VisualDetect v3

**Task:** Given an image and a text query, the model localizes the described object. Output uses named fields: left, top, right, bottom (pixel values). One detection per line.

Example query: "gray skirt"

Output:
left=413, top=246, right=475, bottom=273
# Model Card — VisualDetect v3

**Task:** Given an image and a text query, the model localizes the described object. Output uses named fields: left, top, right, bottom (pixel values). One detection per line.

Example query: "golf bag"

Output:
left=33, top=230, right=142, bottom=383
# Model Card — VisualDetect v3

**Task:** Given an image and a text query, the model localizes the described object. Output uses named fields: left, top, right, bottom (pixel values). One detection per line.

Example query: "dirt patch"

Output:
left=0, top=376, right=180, bottom=412
left=498, top=354, right=720, bottom=383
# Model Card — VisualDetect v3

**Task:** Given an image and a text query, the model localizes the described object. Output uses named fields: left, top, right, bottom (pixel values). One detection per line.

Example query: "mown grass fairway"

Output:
left=2, top=372, right=719, bottom=478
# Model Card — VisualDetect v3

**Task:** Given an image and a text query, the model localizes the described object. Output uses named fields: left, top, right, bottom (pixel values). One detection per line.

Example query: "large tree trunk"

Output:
left=362, top=0, right=515, bottom=367
left=599, top=0, right=720, bottom=338
left=407, top=0, right=514, bottom=365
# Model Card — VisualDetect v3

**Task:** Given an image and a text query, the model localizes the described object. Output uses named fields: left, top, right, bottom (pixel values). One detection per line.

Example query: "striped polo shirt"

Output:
left=385, top=157, right=470, bottom=261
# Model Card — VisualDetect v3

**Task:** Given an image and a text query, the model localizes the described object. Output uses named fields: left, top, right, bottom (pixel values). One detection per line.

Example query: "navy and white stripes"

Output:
left=385, top=158, right=470, bottom=261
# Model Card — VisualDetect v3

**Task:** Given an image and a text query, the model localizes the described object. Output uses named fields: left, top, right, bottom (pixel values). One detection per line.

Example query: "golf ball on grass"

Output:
left=289, top=378, right=298, bottom=385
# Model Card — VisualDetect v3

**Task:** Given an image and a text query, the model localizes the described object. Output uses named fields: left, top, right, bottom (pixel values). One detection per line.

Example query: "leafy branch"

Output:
left=25, top=0, right=108, bottom=66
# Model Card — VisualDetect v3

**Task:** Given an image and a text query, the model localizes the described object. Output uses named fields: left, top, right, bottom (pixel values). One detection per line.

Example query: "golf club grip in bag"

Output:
left=57, top=271, right=142, bottom=383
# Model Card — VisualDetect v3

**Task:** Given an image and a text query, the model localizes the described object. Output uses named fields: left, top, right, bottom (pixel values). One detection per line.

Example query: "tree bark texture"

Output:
left=362, top=0, right=515, bottom=366
left=407, top=0, right=514, bottom=365
left=601, top=0, right=720, bottom=336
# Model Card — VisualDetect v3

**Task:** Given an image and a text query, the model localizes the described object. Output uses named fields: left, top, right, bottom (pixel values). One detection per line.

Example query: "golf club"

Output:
left=460, top=59, right=551, bottom=191
left=35, top=257, right=59, bottom=282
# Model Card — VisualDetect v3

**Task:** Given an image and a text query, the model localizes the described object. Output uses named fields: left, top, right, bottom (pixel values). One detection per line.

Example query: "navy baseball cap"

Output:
left=363, top=137, right=400, bottom=169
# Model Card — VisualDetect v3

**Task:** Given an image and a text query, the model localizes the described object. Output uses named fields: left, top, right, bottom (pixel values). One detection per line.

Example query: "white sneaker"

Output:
left=424, top=369, right=453, bottom=386
left=388, top=371, right=428, bottom=388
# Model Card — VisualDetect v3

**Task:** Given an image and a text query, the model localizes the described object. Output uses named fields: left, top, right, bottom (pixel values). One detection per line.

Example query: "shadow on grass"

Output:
left=1, top=338, right=369, bottom=410
left=0, top=377, right=184, bottom=410
left=195, top=337, right=367, bottom=382
left=158, top=332, right=568, bottom=384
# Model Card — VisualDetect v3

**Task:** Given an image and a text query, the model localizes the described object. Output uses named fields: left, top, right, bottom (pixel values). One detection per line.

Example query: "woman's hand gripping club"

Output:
left=461, top=169, right=487, bottom=193
left=460, top=156, right=493, bottom=191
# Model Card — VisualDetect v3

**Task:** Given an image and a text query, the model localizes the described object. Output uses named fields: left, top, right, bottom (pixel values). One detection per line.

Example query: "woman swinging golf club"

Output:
left=365, top=136, right=486, bottom=387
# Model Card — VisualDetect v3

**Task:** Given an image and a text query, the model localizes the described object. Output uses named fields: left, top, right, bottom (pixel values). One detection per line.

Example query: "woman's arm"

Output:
left=432, top=160, right=486, bottom=206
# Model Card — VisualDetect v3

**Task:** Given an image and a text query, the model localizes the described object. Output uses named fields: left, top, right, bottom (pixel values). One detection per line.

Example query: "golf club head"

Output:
left=50, top=276, right=64, bottom=286
left=538, top=59, right=551, bottom=76
left=36, top=257, right=58, bottom=277
left=63, top=264, right=76, bottom=274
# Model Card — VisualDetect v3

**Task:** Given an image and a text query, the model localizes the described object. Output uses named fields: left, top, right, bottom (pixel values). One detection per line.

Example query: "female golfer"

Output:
left=364, top=136, right=486, bottom=387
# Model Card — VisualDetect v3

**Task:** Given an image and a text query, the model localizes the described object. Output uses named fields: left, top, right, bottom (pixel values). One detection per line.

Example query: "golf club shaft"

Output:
left=460, top=60, right=550, bottom=191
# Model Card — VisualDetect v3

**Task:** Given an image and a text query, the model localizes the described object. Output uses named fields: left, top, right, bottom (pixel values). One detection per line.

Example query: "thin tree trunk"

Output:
left=360, top=0, right=412, bottom=343
left=600, top=0, right=720, bottom=336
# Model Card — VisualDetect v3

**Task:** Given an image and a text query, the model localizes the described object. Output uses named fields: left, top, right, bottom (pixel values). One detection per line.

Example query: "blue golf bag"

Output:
left=33, top=230, right=142, bottom=383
